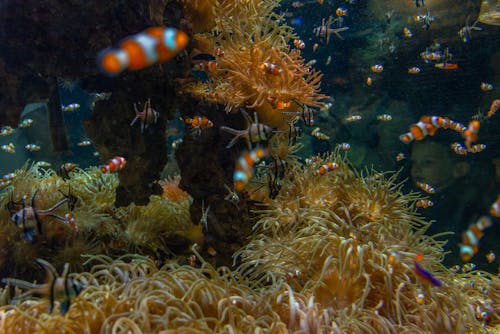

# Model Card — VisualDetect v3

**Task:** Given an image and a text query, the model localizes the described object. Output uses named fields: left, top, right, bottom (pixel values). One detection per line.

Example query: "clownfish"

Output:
left=1, top=143, right=15, bottom=154
left=19, top=119, right=34, bottom=128
left=1, top=126, right=14, bottom=136
left=233, top=147, right=267, bottom=192
left=101, top=156, right=126, bottom=173
left=64, top=213, right=78, bottom=233
left=293, top=39, right=306, bottom=49
left=336, top=7, right=348, bottom=16
left=376, top=114, right=392, bottom=121
left=480, top=82, right=493, bottom=91
left=25, top=144, right=41, bottom=152
left=313, top=162, right=339, bottom=176
left=487, top=99, right=499, bottom=119
left=184, top=116, right=214, bottom=135
left=396, top=153, right=406, bottom=161
left=260, top=62, right=282, bottom=75
left=463, top=120, right=480, bottom=150
left=59, top=163, right=78, bottom=180
left=399, top=121, right=436, bottom=143
left=311, top=127, right=330, bottom=140
left=61, top=103, right=80, bottom=112
left=403, top=27, right=413, bottom=38
left=2, top=172, right=16, bottom=183
left=490, top=195, right=500, bottom=218
left=337, top=142, right=351, bottom=151
left=192, top=53, right=218, bottom=73
left=416, top=181, right=435, bottom=194
left=459, top=216, right=492, bottom=262
left=408, top=67, right=421, bottom=74
left=451, top=142, right=467, bottom=155
left=98, top=27, right=189, bottom=76
left=468, top=144, right=486, bottom=154
left=345, top=115, right=362, bottom=122
left=371, top=64, right=384, bottom=73
left=416, top=199, right=433, bottom=208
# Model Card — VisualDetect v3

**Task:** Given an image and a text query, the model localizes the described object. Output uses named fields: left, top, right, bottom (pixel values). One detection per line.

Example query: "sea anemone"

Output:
left=235, top=152, right=496, bottom=332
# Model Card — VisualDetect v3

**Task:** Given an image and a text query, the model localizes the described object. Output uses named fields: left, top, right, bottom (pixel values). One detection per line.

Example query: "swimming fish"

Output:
left=25, top=144, right=41, bottom=152
left=459, top=216, right=492, bottom=262
left=313, top=162, right=339, bottom=176
left=2, top=259, right=85, bottom=314
left=18, top=119, right=34, bottom=128
left=184, top=116, right=214, bottom=135
left=220, top=111, right=274, bottom=149
left=101, top=156, right=127, bottom=173
left=490, top=195, right=500, bottom=217
left=416, top=199, right=433, bottom=208
left=1, top=126, right=14, bottom=136
left=98, top=26, right=189, bottom=76
left=233, top=147, right=267, bottom=192
left=414, top=254, right=441, bottom=287
left=61, top=103, right=81, bottom=112
left=130, top=99, right=159, bottom=133
left=1, top=143, right=15, bottom=154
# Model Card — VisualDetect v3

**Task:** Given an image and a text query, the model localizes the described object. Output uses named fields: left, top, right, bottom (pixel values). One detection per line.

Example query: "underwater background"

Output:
left=0, top=0, right=499, bottom=332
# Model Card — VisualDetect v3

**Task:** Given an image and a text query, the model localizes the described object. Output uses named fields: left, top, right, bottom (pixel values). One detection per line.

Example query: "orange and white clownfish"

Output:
left=416, top=199, right=433, bottom=208
left=233, top=147, right=267, bottom=192
left=459, top=216, right=492, bottom=262
left=416, top=181, right=435, bottom=194
left=260, top=62, right=282, bottom=75
left=25, top=144, right=41, bottom=152
left=98, top=27, right=189, bottom=76
left=490, top=194, right=500, bottom=218
left=370, top=64, right=384, bottom=73
left=61, top=103, right=80, bottom=112
left=192, top=53, right=217, bottom=73
left=312, top=162, right=339, bottom=176
left=184, top=116, right=214, bottom=135
left=463, top=120, right=480, bottom=150
left=399, top=121, right=437, bottom=144
left=101, top=156, right=127, bottom=173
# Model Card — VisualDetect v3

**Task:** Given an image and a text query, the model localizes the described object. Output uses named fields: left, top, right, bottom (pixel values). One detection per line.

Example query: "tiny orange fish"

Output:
left=101, top=156, right=126, bottom=173
left=416, top=199, right=433, bottom=208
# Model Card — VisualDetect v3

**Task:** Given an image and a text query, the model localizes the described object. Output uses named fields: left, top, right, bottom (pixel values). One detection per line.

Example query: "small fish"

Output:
left=408, top=67, right=421, bottom=74
left=0, top=126, right=14, bottom=136
left=415, top=292, right=425, bottom=305
left=403, top=27, right=413, bottom=38
left=311, top=127, right=330, bottom=140
left=2, top=172, right=16, bottom=183
left=450, top=142, right=467, bottom=155
left=434, top=62, right=458, bottom=70
left=345, top=115, right=362, bottom=122
left=487, top=99, right=500, bottom=118
left=463, top=120, right=480, bottom=150
left=97, top=27, right=189, bottom=76
left=18, top=119, right=34, bottom=128
left=293, top=39, right=306, bottom=49
left=59, top=163, right=79, bottom=180
left=376, top=114, right=392, bottom=121
left=36, top=161, right=52, bottom=168
left=461, top=262, right=476, bottom=272
left=468, top=144, right=486, bottom=154
left=131, top=99, right=159, bottom=133
left=416, top=181, right=435, bottom=194
left=325, top=56, right=332, bottom=65
left=336, top=7, right=348, bottom=16
left=396, top=153, right=406, bottom=161
left=234, top=147, right=267, bottom=192
left=414, top=253, right=442, bottom=287
left=486, top=251, right=496, bottom=263
left=371, top=64, right=383, bottom=73
left=25, top=144, right=41, bottom=152
left=490, top=194, right=500, bottom=217
left=313, top=162, right=339, bottom=176
left=416, top=199, right=433, bottom=208
left=193, top=59, right=217, bottom=73
left=366, top=77, right=373, bottom=86
left=285, top=269, right=301, bottom=282
left=337, top=142, right=351, bottom=151
left=101, top=156, right=127, bottom=173
left=260, top=62, right=282, bottom=75
left=480, top=82, right=493, bottom=91
left=1, top=259, right=85, bottom=314
left=171, top=138, right=183, bottom=149
left=77, top=140, right=92, bottom=147
left=312, top=43, right=319, bottom=52
left=220, top=111, right=274, bottom=149
left=61, top=103, right=81, bottom=112
left=459, top=216, right=492, bottom=262
left=1, top=143, right=15, bottom=154
left=184, top=116, right=215, bottom=136
left=313, top=17, right=349, bottom=44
